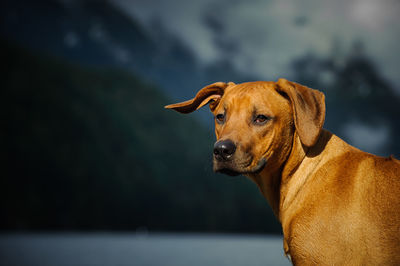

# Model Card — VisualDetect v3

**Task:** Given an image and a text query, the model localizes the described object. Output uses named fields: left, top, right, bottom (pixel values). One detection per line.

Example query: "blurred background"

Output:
left=0, top=0, right=399, bottom=265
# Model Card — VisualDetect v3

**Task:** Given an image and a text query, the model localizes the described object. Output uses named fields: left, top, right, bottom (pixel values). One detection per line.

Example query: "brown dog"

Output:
left=165, top=79, right=400, bottom=265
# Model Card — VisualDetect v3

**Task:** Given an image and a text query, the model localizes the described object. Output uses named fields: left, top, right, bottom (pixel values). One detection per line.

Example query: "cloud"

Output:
left=113, top=0, right=400, bottom=92
left=342, top=121, right=390, bottom=154
left=114, top=0, right=219, bottom=62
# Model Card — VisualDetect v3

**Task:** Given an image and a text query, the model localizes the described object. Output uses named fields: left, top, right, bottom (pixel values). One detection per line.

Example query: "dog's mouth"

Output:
left=217, top=168, right=242, bottom=176
left=214, top=157, right=267, bottom=176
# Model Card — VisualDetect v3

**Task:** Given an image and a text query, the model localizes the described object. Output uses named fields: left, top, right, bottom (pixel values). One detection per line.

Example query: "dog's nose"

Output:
left=213, top=139, right=236, bottom=161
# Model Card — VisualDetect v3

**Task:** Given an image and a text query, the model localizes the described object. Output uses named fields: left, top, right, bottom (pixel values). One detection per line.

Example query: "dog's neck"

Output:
left=281, top=130, right=334, bottom=219
left=246, top=131, right=301, bottom=218
left=248, top=130, right=332, bottom=221
left=279, top=132, right=309, bottom=219
left=248, top=166, right=283, bottom=217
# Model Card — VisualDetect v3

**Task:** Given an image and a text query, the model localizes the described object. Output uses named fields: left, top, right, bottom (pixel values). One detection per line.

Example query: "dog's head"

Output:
left=165, top=79, right=325, bottom=177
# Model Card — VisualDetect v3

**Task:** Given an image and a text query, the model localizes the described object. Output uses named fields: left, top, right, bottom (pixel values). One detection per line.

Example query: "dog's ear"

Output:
left=276, top=78, right=325, bottom=147
left=165, top=82, right=232, bottom=113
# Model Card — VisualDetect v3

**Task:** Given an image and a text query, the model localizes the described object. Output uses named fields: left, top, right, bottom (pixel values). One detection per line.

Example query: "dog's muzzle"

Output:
left=213, top=139, right=267, bottom=176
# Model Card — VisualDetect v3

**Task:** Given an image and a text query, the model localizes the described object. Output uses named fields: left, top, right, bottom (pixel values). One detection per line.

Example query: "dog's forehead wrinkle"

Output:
left=221, top=95, right=275, bottom=121
left=216, top=81, right=288, bottom=122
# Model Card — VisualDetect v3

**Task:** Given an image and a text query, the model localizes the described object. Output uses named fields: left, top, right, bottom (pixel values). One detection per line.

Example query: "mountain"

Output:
left=0, top=0, right=149, bottom=66
left=0, top=0, right=253, bottom=103
left=291, top=48, right=400, bottom=156
left=0, top=40, right=280, bottom=234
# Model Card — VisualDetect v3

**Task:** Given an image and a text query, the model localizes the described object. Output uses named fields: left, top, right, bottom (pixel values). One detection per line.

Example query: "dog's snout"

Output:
left=213, top=139, right=236, bottom=161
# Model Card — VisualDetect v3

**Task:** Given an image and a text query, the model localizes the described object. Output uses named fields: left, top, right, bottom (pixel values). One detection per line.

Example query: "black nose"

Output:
left=213, top=139, right=236, bottom=161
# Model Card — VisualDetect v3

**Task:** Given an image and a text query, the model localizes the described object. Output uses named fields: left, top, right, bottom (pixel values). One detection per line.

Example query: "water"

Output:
left=0, top=233, right=291, bottom=266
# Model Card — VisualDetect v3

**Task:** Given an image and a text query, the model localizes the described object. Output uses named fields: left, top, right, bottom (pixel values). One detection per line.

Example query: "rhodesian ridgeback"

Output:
left=165, top=79, right=400, bottom=265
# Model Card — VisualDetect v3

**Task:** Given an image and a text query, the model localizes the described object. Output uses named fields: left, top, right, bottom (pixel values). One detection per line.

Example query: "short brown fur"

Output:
left=165, top=79, right=400, bottom=265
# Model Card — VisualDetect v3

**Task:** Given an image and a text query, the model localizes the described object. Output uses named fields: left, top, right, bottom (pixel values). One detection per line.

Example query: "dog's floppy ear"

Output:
left=276, top=78, right=325, bottom=147
left=165, top=82, right=232, bottom=113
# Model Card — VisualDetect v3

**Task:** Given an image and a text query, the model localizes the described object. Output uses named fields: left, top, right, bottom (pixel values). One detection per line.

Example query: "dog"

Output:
left=165, top=79, right=400, bottom=265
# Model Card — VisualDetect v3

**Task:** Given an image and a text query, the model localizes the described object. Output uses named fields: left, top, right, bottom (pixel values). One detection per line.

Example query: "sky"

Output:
left=114, top=0, right=400, bottom=94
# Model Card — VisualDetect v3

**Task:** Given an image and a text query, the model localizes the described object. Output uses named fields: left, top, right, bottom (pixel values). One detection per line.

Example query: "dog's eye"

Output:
left=215, top=114, right=225, bottom=124
left=254, top=115, right=270, bottom=125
